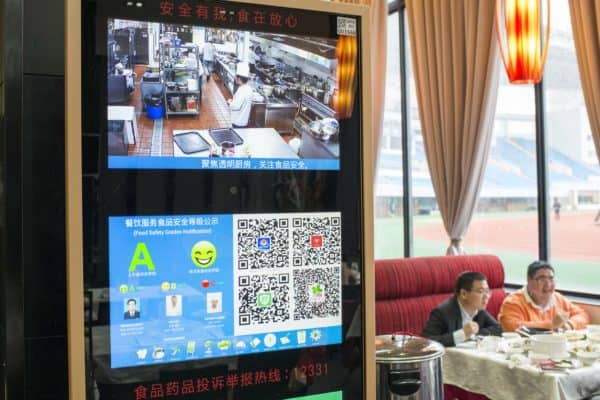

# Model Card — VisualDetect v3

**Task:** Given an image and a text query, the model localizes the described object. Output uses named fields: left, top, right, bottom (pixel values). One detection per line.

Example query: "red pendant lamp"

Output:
left=495, top=0, right=551, bottom=84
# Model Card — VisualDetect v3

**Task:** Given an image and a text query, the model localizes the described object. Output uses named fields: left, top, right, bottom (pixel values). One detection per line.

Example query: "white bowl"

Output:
left=562, top=330, right=587, bottom=342
left=480, top=336, right=502, bottom=352
left=588, top=333, right=600, bottom=344
left=528, top=351, right=550, bottom=363
left=530, top=334, right=567, bottom=358
left=587, top=325, right=600, bottom=334
left=506, top=346, right=525, bottom=355
left=509, top=354, right=530, bottom=365
left=577, top=351, right=600, bottom=366
left=502, top=332, right=521, bottom=340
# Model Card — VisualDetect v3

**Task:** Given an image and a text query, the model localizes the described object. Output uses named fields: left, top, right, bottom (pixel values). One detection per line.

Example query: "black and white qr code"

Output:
left=293, top=267, right=340, bottom=320
left=337, top=16, right=357, bottom=36
left=238, top=273, right=290, bottom=326
left=291, top=216, right=341, bottom=267
left=236, top=218, right=289, bottom=269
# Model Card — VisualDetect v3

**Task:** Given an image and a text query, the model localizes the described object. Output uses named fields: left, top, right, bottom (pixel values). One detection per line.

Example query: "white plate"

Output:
left=549, top=352, right=571, bottom=360
left=587, top=325, right=600, bottom=334
left=528, top=352, right=571, bottom=362
left=505, top=346, right=526, bottom=355
left=456, top=341, right=478, bottom=349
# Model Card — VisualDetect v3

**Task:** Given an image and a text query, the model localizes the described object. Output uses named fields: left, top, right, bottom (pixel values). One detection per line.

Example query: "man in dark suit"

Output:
left=124, top=298, right=140, bottom=320
left=421, top=271, right=502, bottom=346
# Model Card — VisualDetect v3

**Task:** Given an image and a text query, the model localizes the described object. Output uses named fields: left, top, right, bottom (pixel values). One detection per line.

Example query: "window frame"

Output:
left=383, top=0, right=598, bottom=299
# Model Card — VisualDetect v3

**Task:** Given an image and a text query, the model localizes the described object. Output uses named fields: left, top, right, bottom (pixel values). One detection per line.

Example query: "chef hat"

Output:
left=236, top=62, right=250, bottom=78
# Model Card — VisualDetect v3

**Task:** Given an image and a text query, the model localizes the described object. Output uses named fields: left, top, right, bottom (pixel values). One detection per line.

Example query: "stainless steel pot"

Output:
left=323, top=90, right=332, bottom=106
left=286, top=87, right=302, bottom=102
left=313, top=88, right=325, bottom=101
left=309, top=120, right=322, bottom=136
left=261, top=85, right=274, bottom=97
left=273, top=85, right=286, bottom=97
left=308, top=118, right=338, bottom=142
left=320, top=118, right=339, bottom=141
left=376, top=334, right=445, bottom=400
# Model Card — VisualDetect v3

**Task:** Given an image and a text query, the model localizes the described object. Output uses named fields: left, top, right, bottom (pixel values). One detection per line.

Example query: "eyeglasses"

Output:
left=469, top=288, right=491, bottom=296
left=533, top=276, right=555, bottom=284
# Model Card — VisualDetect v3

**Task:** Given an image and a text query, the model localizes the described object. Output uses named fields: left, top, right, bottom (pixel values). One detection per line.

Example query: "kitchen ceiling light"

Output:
left=495, top=0, right=550, bottom=84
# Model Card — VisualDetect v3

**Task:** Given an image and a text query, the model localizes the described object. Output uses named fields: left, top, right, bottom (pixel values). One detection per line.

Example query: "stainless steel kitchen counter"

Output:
left=215, top=58, right=236, bottom=78
left=172, top=128, right=299, bottom=159
left=252, top=95, right=298, bottom=109
left=298, top=124, right=339, bottom=159
left=249, top=97, right=298, bottom=134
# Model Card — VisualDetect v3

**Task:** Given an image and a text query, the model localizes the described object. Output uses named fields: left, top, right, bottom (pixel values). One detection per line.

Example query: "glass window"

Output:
left=544, top=0, right=600, bottom=292
left=381, top=0, right=599, bottom=296
left=406, top=17, right=540, bottom=273
left=469, top=75, right=538, bottom=285
left=410, top=42, right=538, bottom=268
left=374, top=12, right=404, bottom=259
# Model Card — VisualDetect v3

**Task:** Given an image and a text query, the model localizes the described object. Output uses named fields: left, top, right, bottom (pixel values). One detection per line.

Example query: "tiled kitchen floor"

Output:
left=126, top=65, right=233, bottom=156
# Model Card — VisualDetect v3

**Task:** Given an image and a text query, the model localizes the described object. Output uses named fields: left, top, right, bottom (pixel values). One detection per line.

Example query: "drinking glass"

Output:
left=221, top=141, right=235, bottom=157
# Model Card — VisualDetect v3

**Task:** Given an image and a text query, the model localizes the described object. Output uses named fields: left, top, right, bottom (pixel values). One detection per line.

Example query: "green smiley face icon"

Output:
left=191, top=241, right=217, bottom=268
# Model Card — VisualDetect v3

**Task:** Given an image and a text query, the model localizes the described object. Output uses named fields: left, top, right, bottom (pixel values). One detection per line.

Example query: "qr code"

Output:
left=236, top=218, right=289, bottom=269
left=293, top=267, right=340, bottom=320
left=337, top=16, right=357, bottom=36
left=238, top=274, right=290, bottom=325
left=291, top=216, right=341, bottom=267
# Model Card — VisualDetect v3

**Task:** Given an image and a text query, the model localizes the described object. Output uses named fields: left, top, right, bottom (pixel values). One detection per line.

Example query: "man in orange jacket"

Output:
left=498, top=261, right=589, bottom=332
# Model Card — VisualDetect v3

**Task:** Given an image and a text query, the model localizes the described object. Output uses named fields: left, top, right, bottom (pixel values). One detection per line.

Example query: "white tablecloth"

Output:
left=443, top=344, right=600, bottom=400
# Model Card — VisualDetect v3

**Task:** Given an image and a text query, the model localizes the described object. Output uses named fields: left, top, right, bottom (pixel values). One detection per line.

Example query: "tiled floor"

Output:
left=126, top=65, right=233, bottom=156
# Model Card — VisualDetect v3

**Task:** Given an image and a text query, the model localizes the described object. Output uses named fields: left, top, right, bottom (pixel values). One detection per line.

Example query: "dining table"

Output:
left=442, top=333, right=600, bottom=400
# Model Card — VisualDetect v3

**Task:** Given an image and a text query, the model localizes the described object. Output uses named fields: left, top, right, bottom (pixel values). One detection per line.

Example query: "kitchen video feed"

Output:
left=107, top=18, right=349, bottom=171
left=108, top=212, right=343, bottom=368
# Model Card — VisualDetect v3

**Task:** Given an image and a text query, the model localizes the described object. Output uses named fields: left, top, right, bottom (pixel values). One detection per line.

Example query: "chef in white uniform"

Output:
left=202, top=41, right=216, bottom=81
left=228, top=62, right=256, bottom=128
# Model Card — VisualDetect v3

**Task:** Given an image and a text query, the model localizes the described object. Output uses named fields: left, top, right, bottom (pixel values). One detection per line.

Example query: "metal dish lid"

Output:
left=375, top=334, right=445, bottom=364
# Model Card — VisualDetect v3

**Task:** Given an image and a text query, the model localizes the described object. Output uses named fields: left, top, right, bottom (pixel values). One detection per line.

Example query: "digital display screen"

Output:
left=85, top=2, right=364, bottom=397
left=107, top=16, right=350, bottom=171
left=109, top=212, right=342, bottom=368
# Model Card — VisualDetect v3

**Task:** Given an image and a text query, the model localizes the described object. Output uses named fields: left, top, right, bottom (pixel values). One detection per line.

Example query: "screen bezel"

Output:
left=66, top=0, right=374, bottom=398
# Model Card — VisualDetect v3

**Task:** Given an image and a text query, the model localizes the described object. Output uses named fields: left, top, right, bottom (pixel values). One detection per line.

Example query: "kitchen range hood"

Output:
left=252, top=32, right=337, bottom=69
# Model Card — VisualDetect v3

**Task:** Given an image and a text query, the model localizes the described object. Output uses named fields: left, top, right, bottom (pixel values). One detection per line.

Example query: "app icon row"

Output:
left=134, top=329, right=323, bottom=361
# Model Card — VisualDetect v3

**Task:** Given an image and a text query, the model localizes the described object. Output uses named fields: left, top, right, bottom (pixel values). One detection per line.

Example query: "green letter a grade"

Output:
left=128, top=242, right=156, bottom=271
